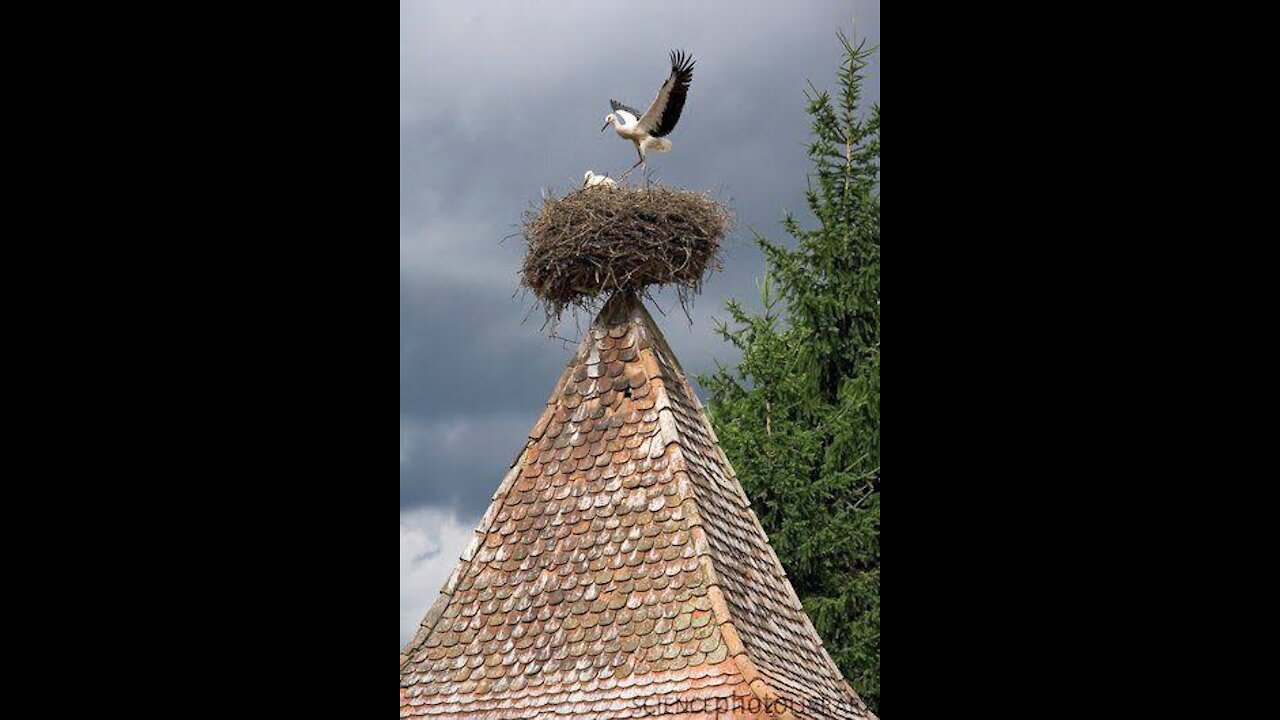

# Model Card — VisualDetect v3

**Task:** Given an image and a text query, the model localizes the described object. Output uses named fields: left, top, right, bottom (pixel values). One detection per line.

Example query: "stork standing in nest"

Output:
left=601, top=50, right=695, bottom=182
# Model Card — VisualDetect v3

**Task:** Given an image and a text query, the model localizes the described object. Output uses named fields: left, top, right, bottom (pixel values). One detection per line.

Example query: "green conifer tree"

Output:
left=700, top=29, right=880, bottom=714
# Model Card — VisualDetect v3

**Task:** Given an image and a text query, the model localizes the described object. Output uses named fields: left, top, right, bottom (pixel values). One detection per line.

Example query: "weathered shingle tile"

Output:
left=401, top=292, right=873, bottom=720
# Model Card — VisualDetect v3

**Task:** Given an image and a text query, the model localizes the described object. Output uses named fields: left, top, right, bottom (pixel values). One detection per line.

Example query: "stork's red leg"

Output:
left=619, top=157, right=644, bottom=181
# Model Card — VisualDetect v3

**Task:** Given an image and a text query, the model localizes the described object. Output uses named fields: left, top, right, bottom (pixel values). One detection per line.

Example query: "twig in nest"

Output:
left=520, top=184, right=731, bottom=330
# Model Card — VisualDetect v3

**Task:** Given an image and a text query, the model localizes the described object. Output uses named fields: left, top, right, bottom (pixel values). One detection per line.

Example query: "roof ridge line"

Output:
left=401, top=294, right=874, bottom=719
left=635, top=319, right=800, bottom=720
left=399, top=345, right=575, bottom=673
left=703, top=426, right=870, bottom=711
left=637, top=300, right=875, bottom=720
left=401, top=295, right=629, bottom=674
left=399, top=461, right=522, bottom=674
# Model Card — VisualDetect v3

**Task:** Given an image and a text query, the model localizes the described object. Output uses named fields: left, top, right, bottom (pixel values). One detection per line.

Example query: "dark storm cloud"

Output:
left=399, top=409, right=537, bottom=515
left=400, top=0, right=881, bottom=516
left=400, top=275, right=566, bottom=418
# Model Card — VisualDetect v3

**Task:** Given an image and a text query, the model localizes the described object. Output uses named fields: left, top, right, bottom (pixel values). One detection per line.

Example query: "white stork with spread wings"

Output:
left=601, top=50, right=695, bottom=181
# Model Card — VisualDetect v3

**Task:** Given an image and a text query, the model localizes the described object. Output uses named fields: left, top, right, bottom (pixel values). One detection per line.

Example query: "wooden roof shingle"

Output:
left=400, top=292, right=875, bottom=720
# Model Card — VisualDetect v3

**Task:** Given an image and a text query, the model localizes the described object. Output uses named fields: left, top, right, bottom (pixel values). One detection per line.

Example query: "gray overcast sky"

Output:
left=399, top=0, right=880, bottom=647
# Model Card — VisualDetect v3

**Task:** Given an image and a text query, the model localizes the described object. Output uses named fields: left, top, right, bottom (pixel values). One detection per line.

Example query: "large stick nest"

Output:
left=520, top=184, right=730, bottom=323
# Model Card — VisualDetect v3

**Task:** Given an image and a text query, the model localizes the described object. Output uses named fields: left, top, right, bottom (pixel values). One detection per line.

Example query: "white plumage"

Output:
left=601, top=50, right=695, bottom=181
left=583, top=170, right=616, bottom=188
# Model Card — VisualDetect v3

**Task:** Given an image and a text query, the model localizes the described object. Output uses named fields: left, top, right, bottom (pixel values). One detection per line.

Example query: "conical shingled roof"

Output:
left=401, top=292, right=874, bottom=720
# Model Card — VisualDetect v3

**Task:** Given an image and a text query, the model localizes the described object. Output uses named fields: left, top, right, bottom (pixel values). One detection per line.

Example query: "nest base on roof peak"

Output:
left=521, top=184, right=730, bottom=323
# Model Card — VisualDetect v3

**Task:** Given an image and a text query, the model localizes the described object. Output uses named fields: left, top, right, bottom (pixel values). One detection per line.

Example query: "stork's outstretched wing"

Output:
left=638, top=50, right=695, bottom=137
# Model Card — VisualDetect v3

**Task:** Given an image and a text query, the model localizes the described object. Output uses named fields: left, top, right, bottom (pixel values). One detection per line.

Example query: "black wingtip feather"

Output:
left=669, top=49, right=695, bottom=75
left=650, top=49, right=694, bottom=138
